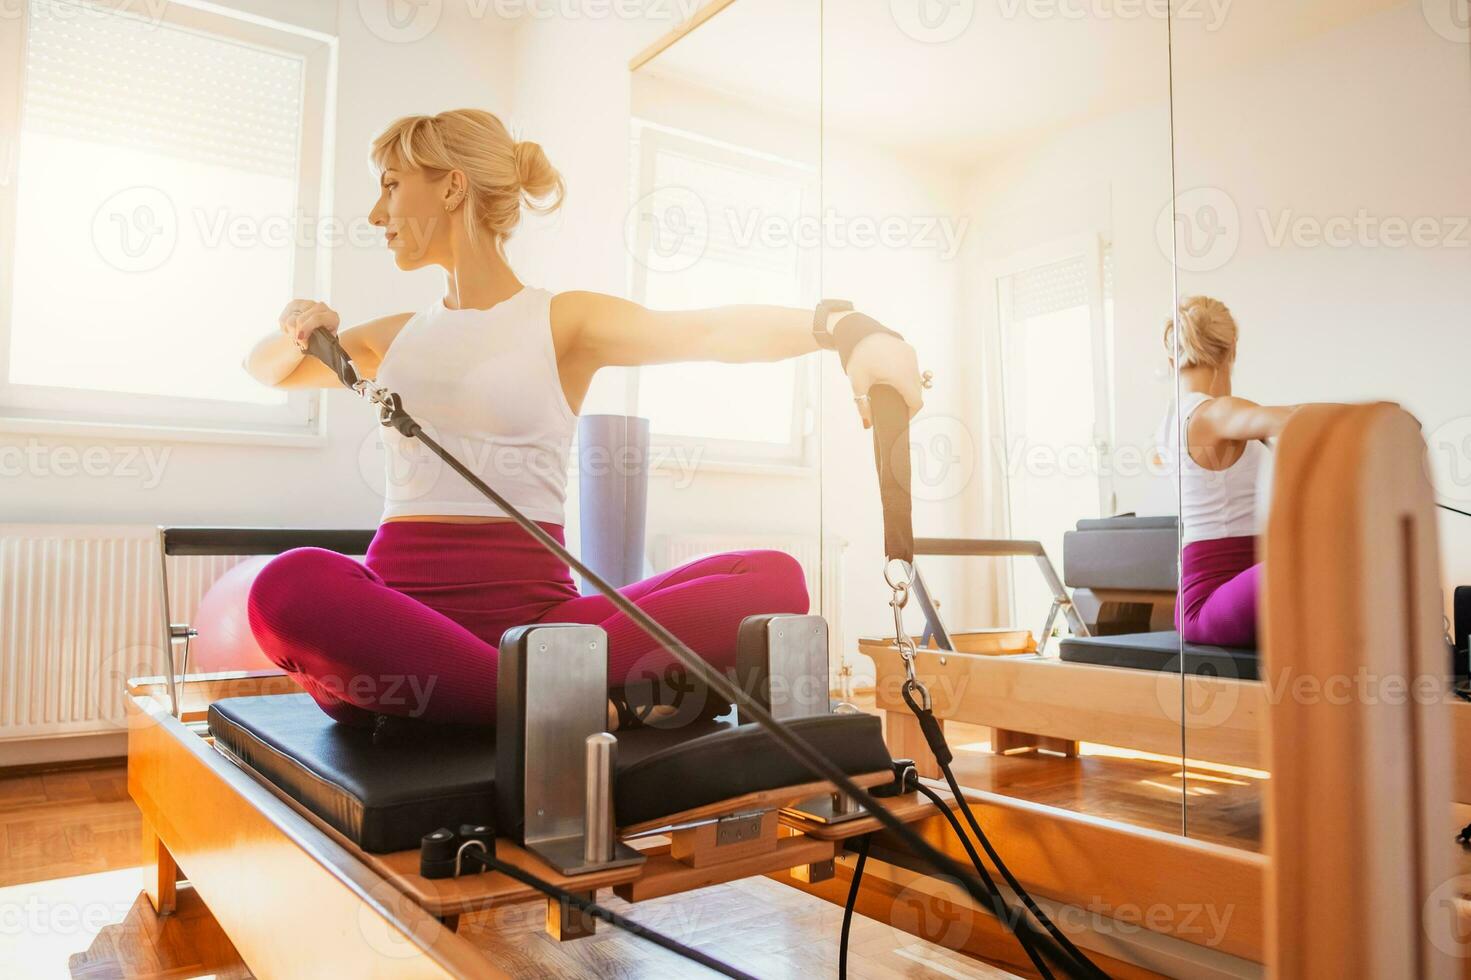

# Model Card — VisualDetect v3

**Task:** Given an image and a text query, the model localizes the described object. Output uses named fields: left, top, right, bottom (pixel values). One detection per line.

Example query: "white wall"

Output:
left=951, top=0, right=1471, bottom=617
left=1170, top=1, right=1471, bottom=606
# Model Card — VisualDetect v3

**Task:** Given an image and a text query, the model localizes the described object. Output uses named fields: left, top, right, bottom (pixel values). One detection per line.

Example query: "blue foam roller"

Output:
left=577, top=414, right=650, bottom=593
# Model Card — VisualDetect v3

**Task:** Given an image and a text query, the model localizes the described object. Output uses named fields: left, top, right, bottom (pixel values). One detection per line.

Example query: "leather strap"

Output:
left=869, top=384, right=914, bottom=565
left=834, top=313, right=904, bottom=372
left=812, top=298, right=852, bottom=350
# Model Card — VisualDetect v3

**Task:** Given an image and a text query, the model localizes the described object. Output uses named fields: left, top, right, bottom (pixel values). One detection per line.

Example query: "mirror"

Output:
left=631, top=0, right=1468, bottom=853
left=1169, top=0, right=1471, bottom=846
left=634, top=0, right=1189, bottom=832
left=794, top=5, right=1182, bottom=829
left=814, top=5, right=1185, bottom=829
left=626, top=1, right=829, bottom=685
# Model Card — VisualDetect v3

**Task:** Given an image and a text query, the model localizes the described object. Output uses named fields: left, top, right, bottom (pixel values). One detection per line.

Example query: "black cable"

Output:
left=912, top=782, right=1054, bottom=979
left=900, top=685, right=1106, bottom=979
left=838, top=835, right=871, bottom=980
left=462, top=847, right=753, bottom=979
left=1440, top=502, right=1471, bottom=520
left=313, top=341, right=1096, bottom=979
left=385, top=395, right=1091, bottom=972
left=416, top=420, right=1095, bottom=975
left=935, top=765, right=1107, bottom=980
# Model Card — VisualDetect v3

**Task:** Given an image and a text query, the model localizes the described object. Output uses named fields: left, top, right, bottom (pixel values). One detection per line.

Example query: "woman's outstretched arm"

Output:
left=1194, top=396, right=1301, bottom=443
left=551, top=290, right=925, bottom=424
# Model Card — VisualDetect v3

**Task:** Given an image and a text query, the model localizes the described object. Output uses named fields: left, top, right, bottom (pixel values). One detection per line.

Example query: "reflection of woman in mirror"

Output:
left=1166, top=297, right=1299, bottom=648
left=240, top=109, right=926, bottom=730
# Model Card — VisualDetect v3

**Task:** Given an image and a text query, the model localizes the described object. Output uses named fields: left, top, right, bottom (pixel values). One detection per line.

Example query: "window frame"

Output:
left=0, top=0, right=337, bottom=447
left=626, top=119, right=820, bottom=471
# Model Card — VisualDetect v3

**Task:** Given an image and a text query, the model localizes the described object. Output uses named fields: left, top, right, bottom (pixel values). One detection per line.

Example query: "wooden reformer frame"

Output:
left=125, top=403, right=1463, bottom=977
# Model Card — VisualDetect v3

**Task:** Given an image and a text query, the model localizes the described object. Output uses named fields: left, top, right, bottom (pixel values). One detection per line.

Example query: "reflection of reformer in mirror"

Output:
left=910, top=538, right=1090, bottom=656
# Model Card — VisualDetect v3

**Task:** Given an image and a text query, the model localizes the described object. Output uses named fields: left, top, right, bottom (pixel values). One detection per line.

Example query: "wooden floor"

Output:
left=937, top=719, right=1266, bottom=853
left=0, top=760, right=1020, bottom=978
left=0, top=727, right=1263, bottom=977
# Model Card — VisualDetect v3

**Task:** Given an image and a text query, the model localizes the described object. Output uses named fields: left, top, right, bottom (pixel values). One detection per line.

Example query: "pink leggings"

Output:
left=1177, top=535, right=1261, bottom=648
left=246, top=520, right=809, bottom=728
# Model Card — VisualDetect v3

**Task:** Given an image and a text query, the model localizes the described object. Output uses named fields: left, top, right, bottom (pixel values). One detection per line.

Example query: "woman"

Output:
left=1165, top=296, right=1299, bottom=649
left=241, top=109, right=924, bottom=730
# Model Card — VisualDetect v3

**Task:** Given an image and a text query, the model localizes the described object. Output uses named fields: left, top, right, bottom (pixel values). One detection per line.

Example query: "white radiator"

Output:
left=650, top=532, right=847, bottom=675
left=0, top=524, right=248, bottom=741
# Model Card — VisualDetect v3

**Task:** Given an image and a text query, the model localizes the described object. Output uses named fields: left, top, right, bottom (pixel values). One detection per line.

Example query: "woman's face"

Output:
left=369, top=164, right=455, bottom=270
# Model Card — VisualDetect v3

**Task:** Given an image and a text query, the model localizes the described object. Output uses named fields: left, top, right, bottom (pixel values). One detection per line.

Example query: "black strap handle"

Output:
left=869, top=384, right=914, bottom=565
left=306, top=327, right=358, bottom=389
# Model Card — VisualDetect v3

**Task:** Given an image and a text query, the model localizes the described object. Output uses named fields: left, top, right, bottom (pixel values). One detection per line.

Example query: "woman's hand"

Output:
left=844, top=333, right=925, bottom=428
left=279, top=299, right=340, bottom=352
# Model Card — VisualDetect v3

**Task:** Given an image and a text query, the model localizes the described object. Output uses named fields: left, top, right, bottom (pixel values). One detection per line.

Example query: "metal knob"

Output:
left=584, top=732, right=617, bottom=865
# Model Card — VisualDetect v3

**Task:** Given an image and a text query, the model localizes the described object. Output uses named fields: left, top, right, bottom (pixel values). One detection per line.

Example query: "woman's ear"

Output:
left=444, top=170, right=467, bottom=209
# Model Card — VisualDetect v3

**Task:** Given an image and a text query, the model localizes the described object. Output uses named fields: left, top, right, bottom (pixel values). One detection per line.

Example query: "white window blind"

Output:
left=1010, top=255, right=1089, bottom=321
left=1, top=0, right=329, bottom=438
left=23, top=2, right=303, bottom=179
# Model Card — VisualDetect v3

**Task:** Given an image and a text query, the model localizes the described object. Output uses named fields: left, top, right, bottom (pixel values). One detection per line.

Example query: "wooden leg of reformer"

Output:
left=545, top=891, right=597, bottom=941
left=1039, top=736, right=1079, bottom=757
left=790, top=858, right=836, bottom=883
left=141, top=816, right=178, bottom=916
left=992, top=729, right=1079, bottom=757
left=884, top=709, right=940, bottom=778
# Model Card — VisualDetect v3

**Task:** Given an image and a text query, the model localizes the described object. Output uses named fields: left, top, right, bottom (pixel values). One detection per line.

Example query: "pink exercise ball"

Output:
left=191, top=556, right=277, bottom=673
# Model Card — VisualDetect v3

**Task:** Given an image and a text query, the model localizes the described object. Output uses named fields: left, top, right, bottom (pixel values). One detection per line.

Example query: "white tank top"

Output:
left=374, top=286, right=576, bottom=523
left=1166, top=390, right=1270, bottom=547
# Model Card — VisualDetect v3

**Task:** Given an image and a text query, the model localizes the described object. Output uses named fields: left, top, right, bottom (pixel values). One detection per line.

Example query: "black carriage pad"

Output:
left=615, top=712, right=893, bottom=829
left=1058, top=630, right=1259, bottom=681
left=208, top=694, right=500, bottom=854
left=208, top=694, right=890, bottom=854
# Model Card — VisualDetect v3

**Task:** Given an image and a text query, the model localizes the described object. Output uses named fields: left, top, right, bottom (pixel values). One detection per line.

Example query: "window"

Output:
left=626, top=121, right=818, bottom=466
left=0, top=0, right=334, bottom=442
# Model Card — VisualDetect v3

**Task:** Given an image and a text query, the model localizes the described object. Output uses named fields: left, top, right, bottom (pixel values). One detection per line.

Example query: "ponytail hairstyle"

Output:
left=370, top=109, right=565, bottom=257
left=1163, top=295, right=1238, bottom=369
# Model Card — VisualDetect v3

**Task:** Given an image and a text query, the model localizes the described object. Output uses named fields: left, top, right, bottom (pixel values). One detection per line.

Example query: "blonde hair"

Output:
left=370, top=109, right=564, bottom=256
left=1164, top=295, right=1238, bottom=369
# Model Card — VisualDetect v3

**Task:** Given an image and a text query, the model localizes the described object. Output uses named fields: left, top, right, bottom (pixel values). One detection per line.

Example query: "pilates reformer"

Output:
left=124, top=325, right=1466, bottom=977
left=866, top=515, right=1268, bottom=773
left=864, top=402, right=1470, bottom=977
left=127, top=327, right=1119, bottom=978
left=870, top=511, right=1464, bottom=776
